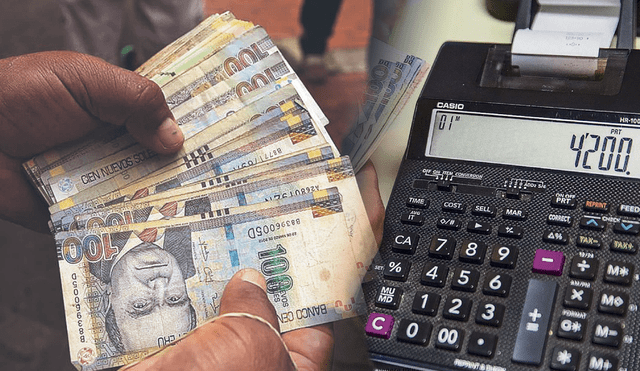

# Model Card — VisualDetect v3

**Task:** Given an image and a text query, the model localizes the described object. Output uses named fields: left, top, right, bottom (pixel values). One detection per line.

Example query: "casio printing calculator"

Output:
left=362, top=1, right=640, bottom=370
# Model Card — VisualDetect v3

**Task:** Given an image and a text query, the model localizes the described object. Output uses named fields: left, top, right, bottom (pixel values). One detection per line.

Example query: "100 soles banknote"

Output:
left=56, top=188, right=368, bottom=370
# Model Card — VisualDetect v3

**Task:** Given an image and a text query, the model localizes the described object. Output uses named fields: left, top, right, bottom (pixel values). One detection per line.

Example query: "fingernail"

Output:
left=237, top=268, right=267, bottom=293
left=157, top=117, right=183, bottom=150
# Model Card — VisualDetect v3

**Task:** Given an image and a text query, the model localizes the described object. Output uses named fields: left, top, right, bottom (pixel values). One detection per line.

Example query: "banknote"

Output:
left=38, top=79, right=306, bottom=204
left=135, top=12, right=232, bottom=77
left=56, top=188, right=364, bottom=370
left=48, top=106, right=330, bottom=216
left=49, top=145, right=337, bottom=232
left=162, top=26, right=279, bottom=109
left=140, top=17, right=253, bottom=83
left=45, top=99, right=316, bottom=229
left=22, top=127, right=133, bottom=204
left=46, top=91, right=305, bottom=206
left=150, top=21, right=255, bottom=87
left=171, top=52, right=293, bottom=126
left=350, top=60, right=428, bottom=171
left=342, top=38, right=427, bottom=171
left=73, top=156, right=377, bottom=276
left=345, top=59, right=412, bottom=162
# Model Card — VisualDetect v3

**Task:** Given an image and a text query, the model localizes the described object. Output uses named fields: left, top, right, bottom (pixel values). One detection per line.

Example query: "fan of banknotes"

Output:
left=344, top=38, right=428, bottom=172
left=22, top=11, right=425, bottom=371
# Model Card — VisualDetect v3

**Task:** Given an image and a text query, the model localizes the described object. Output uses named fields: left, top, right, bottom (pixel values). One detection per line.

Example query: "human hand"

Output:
left=0, top=51, right=183, bottom=232
left=122, top=164, right=385, bottom=371
left=122, top=269, right=333, bottom=371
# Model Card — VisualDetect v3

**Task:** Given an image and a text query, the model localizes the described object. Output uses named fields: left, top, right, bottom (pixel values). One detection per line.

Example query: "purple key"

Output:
left=532, top=249, right=565, bottom=276
left=365, top=313, right=395, bottom=339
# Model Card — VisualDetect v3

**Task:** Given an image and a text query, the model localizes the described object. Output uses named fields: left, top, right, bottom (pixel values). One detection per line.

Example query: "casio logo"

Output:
left=437, top=102, right=464, bottom=110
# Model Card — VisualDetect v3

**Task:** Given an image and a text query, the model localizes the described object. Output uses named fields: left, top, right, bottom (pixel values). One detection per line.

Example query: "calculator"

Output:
left=363, top=42, right=640, bottom=371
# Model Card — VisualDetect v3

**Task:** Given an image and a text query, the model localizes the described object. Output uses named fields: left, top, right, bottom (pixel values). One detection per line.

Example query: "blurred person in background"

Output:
left=58, top=0, right=203, bottom=69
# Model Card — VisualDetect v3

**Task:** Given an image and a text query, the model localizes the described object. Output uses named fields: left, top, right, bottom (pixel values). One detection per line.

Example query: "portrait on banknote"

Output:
left=70, top=226, right=197, bottom=354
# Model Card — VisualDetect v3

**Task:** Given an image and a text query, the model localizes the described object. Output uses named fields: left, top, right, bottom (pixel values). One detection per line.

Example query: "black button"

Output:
left=498, top=224, right=523, bottom=238
left=435, top=326, right=464, bottom=351
left=580, top=217, right=606, bottom=231
left=397, top=319, right=432, bottom=345
left=475, top=302, right=505, bottom=327
left=503, top=208, right=527, bottom=220
left=459, top=239, right=487, bottom=264
left=563, top=286, right=593, bottom=310
left=383, top=258, right=411, bottom=282
left=557, top=316, right=587, bottom=341
left=467, top=332, right=497, bottom=358
left=569, top=256, right=598, bottom=280
left=592, top=321, right=623, bottom=348
left=442, top=201, right=466, bottom=213
left=443, top=297, right=473, bottom=321
left=597, top=290, right=629, bottom=316
left=584, top=200, right=609, bottom=213
left=490, top=245, right=519, bottom=269
left=613, top=221, right=640, bottom=235
left=547, top=214, right=573, bottom=227
left=436, top=217, right=461, bottom=230
left=618, top=204, right=640, bottom=217
left=429, top=235, right=456, bottom=259
left=400, top=211, right=424, bottom=226
left=587, top=352, right=618, bottom=371
left=375, top=286, right=403, bottom=310
left=482, top=272, right=512, bottom=297
left=412, top=291, right=440, bottom=316
left=472, top=205, right=496, bottom=217
left=392, top=231, right=419, bottom=254
left=512, top=279, right=558, bottom=366
left=577, top=235, right=602, bottom=249
left=406, top=196, right=429, bottom=209
left=420, top=262, right=448, bottom=287
left=451, top=267, right=479, bottom=292
left=543, top=230, right=568, bottom=245
left=610, top=240, right=637, bottom=254
left=603, top=261, right=634, bottom=286
left=551, top=195, right=577, bottom=209
left=467, top=220, right=491, bottom=234
left=550, top=346, right=581, bottom=371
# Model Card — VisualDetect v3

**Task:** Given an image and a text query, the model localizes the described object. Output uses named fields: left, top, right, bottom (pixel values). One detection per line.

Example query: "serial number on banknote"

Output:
left=264, top=185, right=320, bottom=201
left=71, top=273, right=86, bottom=343
left=248, top=218, right=300, bottom=239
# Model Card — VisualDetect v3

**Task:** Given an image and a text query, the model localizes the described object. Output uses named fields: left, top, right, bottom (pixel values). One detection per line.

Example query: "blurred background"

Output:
left=0, top=0, right=516, bottom=370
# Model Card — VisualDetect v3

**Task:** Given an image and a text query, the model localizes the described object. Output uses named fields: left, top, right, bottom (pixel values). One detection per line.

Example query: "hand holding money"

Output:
left=2, top=35, right=385, bottom=370
left=123, top=269, right=332, bottom=371
left=0, top=51, right=184, bottom=232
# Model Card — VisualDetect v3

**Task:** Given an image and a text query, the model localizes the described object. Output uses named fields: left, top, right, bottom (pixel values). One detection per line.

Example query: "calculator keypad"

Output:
left=365, top=162, right=640, bottom=371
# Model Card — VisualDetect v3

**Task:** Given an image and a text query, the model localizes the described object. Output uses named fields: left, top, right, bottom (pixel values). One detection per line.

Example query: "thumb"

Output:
left=0, top=51, right=183, bottom=158
left=125, top=269, right=294, bottom=371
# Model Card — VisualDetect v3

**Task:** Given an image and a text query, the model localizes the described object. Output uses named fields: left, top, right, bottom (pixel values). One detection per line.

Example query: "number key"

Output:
left=459, top=239, right=487, bottom=264
left=451, top=267, right=480, bottom=292
left=482, top=272, right=512, bottom=297
left=412, top=291, right=441, bottom=316
left=475, top=302, right=505, bottom=327
left=429, top=235, right=456, bottom=259
left=490, top=245, right=519, bottom=269
left=420, top=262, right=448, bottom=287
left=397, top=319, right=432, bottom=345
left=435, top=326, right=464, bottom=351
left=443, top=297, right=472, bottom=321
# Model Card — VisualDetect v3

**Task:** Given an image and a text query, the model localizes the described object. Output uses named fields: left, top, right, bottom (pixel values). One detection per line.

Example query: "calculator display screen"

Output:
left=426, top=110, right=640, bottom=179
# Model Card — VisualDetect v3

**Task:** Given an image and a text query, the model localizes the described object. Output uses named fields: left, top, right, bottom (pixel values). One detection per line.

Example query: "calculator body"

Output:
left=363, top=42, right=640, bottom=371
